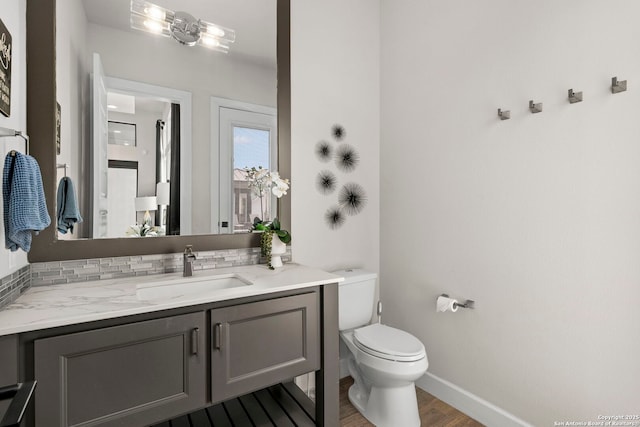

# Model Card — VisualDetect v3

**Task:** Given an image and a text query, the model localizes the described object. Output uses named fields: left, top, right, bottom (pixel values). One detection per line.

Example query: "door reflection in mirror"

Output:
left=213, top=98, right=277, bottom=234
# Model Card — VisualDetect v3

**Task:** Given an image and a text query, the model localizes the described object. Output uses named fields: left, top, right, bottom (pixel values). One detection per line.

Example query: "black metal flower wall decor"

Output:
left=338, top=183, right=367, bottom=216
left=316, top=170, right=337, bottom=194
left=315, top=140, right=332, bottom=162
left=325, top=206, right=346, bottom=229
left=314, top=124, right=367, bottom=229
left=335, top=144, right=359, bottom=172
left=332, top=124, right=346, bottom=141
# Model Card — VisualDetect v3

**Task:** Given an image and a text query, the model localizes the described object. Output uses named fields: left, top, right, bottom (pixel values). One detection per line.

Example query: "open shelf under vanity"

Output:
left=153, top=382, right=315, bottom=427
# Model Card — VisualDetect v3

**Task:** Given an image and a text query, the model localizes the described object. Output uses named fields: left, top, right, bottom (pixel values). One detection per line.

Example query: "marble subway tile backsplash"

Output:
left=0, top=266, right=31, bottom=310
left=30, top=247, right=292, bottom=287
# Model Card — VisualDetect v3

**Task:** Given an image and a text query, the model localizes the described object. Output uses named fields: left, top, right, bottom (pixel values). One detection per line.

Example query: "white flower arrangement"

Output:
left=244, top=166, right=290, bottom=222
left=244, top=167, right=291, bottom=269
left=126, top=222, right=159, bottom=237
left=245, top=166, right=289, bottom=199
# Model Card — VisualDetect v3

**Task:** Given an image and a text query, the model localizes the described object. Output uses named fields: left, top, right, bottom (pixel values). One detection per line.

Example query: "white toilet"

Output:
left=335, top=269, right=428, bottom=427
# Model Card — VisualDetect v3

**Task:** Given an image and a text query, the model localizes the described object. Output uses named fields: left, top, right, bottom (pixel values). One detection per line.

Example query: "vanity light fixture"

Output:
left=130, top=0, right=236, bottom=53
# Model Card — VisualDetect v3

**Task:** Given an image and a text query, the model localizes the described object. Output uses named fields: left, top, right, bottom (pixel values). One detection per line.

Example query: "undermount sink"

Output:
left=136, top=273, right=252, bottom=301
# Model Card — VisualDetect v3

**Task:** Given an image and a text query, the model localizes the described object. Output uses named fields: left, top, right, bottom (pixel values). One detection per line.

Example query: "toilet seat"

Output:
left=353, top=324, right=425, bottom=362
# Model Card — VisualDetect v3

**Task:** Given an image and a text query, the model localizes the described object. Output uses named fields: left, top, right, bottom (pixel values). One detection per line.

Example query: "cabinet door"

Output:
left=211, top=292, right=320, bottom=403
left=0, top=335, right=19, bottom=418
left=34, top=312, right=206, bottom=427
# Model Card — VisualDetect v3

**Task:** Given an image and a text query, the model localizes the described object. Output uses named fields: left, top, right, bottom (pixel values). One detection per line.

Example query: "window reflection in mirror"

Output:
left=56, top=0, right=277, bottom=240
left=233, top=126, right=272, bottom=232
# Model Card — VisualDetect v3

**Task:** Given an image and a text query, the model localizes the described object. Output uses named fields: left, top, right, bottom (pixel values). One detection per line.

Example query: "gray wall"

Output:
left=380, top=0, right=640, bottom=425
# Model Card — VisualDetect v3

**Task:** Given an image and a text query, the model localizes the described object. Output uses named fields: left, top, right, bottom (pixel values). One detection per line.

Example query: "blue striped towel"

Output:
left=3, top=152, right=51, bottom=252
left=57, top=176, right=83, bottom=234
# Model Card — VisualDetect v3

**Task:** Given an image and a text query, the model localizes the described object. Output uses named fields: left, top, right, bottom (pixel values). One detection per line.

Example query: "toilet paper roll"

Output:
left=436, top=295, right=459, bottom=313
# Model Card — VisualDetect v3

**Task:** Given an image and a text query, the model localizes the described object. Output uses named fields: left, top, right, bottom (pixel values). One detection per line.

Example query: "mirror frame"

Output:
left=26, top=0, right=290, bottom=262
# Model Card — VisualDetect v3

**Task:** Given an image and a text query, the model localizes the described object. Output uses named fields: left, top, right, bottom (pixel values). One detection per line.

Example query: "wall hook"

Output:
left=57, top=163, right=69, bottom=177
left=529, top=100, right=543, bottom=114
left=611, top=76, right=627, bottom=94
left=568, top=89, right=583, bottom=104
left=497, top=108, right=510, bottom=120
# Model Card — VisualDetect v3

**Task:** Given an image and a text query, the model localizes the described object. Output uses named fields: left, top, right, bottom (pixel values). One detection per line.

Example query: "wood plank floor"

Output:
left=340, top=377, right=484, bottom=427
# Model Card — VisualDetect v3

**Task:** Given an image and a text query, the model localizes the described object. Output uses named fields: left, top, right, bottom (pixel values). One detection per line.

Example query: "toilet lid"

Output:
left=353, top=324, right=425, bottom=362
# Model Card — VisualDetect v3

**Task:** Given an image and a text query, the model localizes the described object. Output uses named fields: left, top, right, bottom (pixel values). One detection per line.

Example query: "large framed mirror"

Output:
left=26, top=0, right=290, bottom=262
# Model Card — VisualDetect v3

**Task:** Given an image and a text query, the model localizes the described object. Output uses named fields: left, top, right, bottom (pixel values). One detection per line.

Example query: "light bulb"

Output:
left=201, top=36, right=220, bottom=47
left=145, top=6, right=166, bottom=21
left=207, top=25, right=225, bottom=37
left=144, top=20, right=164, bottom=33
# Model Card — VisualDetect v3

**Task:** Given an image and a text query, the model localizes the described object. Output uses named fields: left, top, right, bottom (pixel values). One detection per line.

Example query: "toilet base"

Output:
left=348, top=382, right=421, bottom=427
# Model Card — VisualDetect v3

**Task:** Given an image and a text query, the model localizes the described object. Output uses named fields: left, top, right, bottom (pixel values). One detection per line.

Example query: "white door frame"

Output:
left=91, top=53, right=108, bottom=238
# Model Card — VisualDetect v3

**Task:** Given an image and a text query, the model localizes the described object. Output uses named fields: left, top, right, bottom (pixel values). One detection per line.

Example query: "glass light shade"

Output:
left=156, top=182, right=170, bottom=205
left=134, top=196, right=157, bottom=212
left=130, top=0, right=235, bottom=53
left=130, top=14, right=171, bottom=38
left=130, top=0, right=173, bottom=22
left=201, top=21, right=235, bottom=43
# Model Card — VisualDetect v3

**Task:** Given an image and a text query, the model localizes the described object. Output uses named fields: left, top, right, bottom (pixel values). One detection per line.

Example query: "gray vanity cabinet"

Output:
left=210, top=292, right=320, bottom=403
left=33, top=312, right=206, bottom=427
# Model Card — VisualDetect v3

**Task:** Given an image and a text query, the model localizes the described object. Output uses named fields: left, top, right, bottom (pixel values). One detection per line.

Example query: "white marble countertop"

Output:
left=0, top=263, right=344, bottom=337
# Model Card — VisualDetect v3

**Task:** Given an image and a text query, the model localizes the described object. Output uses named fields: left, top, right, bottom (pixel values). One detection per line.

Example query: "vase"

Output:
left=270, top=236, right=287, bottom=268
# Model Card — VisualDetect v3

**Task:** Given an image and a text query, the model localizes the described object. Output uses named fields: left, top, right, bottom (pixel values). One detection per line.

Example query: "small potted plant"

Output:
left=254, top=217, right=291, bottom=269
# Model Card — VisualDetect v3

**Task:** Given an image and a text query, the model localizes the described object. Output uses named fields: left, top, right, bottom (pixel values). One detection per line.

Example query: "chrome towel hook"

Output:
left=529, top=100, right=543, bottom=114
left=611, top=76, right=627, bottom=94
left=568, top=88, right=583, bottom=104
left=0, top=126, right=29, bottom=156
left=497, top=108, right=511, bottom=120
left=56, top=163, right=69, bottom=177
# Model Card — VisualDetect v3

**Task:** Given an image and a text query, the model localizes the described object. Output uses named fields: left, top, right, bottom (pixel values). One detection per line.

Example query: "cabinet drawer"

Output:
left=211, top=292, right=320, bottom=402
left=34, top=312, right=206, bottom=427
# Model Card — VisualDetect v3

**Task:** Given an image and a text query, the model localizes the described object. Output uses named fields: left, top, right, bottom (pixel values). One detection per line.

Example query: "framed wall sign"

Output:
left=56, top=102, right=61, bottom=154
left=0, top=18, right=12, bottom=117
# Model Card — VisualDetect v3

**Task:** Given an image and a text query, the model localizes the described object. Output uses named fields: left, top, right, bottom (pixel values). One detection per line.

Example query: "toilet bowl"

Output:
left=334, top=269, right=428, bottom=427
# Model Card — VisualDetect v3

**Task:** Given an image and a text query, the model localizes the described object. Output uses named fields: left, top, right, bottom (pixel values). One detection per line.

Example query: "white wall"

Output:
left=290, top=0, right=380, bottom=276
left=380, top=0, right=640, bottom=425
left=87, top=23, right=277, bottom=234
left=56, top=0, right=90, bottom=239
left=0, top=0, right=28, bottom=275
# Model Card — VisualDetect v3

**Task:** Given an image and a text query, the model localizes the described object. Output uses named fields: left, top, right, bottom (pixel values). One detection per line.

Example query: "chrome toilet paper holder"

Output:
left=440, top=294, right=475, bottom=309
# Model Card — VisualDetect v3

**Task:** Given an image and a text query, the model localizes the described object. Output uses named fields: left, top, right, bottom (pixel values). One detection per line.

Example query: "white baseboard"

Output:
left=416, top=372, right=533, bottom=427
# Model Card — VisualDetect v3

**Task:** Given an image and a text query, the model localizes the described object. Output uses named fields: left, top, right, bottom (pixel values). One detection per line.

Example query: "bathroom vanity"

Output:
left=0, top=264, right=341, bottom=427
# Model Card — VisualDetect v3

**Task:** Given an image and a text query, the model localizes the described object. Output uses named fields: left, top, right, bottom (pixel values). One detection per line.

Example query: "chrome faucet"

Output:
left=183, top=245, right=196, bottom=277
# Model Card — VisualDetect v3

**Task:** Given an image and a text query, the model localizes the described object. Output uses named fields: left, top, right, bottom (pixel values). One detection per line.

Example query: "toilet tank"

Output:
left=333, top=269, right=378, bottom=331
